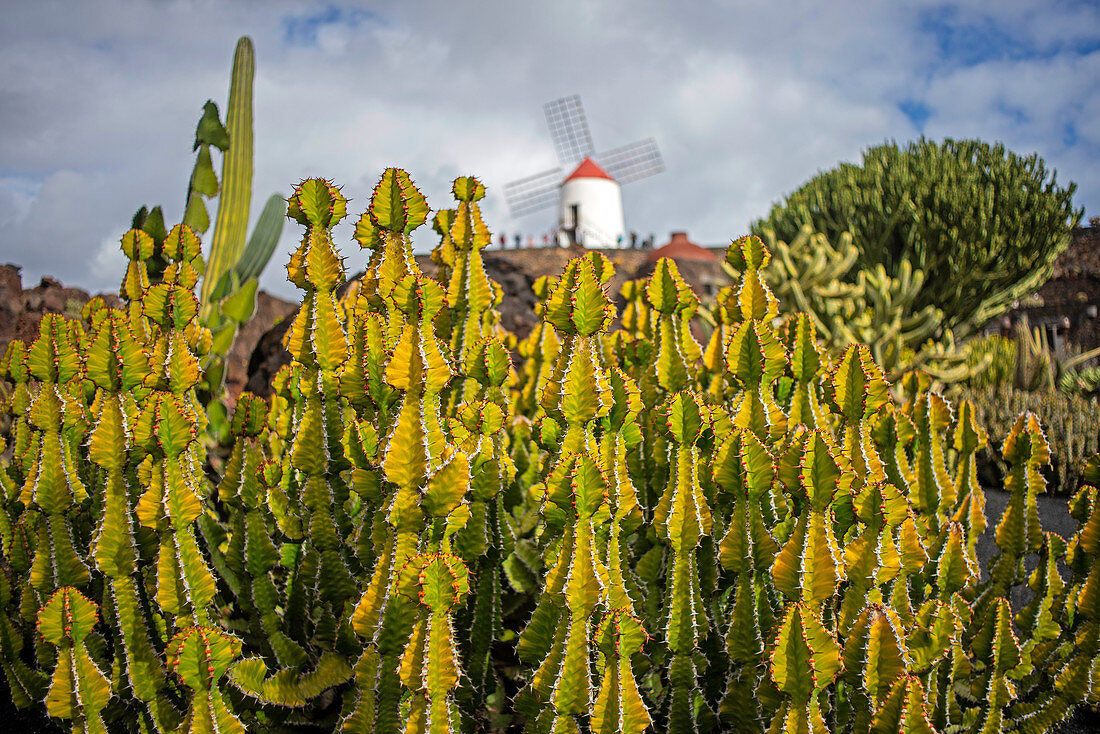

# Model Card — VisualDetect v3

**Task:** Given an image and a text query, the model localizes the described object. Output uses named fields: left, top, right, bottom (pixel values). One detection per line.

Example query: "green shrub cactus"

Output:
left=751, top=138, right=1082, bottom=334
left=756, top=224, right=985, bottom=385
left=2, top=168, right=1100, bottom=734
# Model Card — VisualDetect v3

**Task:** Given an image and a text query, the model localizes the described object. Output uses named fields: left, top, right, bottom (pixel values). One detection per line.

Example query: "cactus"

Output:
left=197, top=37, right=286, bottom=421
left=755, top=224, right=860, bottom=341
left=963, top=318, right=1100, bottom=399
left=165, top=626, right=244, bottom=733
left=37, top=588, right=111, bottom=733
left=751, top=137, right=1083, bottom=334
left=957, top=383, right=1100, bottom=495
left=514, top=253, right=649, bottom=731
left=758, top=225, right=986, bottom=385
left=656, top=392, right=715, bottom=730
left=133, top=36, right=285, bottom=423
left=200, top=37, right=257, bottom=310
left=964, top=333, right=1017, bottom=389
left=3, top=174, right=1100, bottom=734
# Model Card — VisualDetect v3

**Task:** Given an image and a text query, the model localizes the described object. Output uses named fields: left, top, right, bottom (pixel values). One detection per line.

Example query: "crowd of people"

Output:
left=492, top=230, right=657, bottom=249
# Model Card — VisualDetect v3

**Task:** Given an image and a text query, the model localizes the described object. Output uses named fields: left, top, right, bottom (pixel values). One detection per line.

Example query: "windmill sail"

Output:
left=503, top=95, right=664, bottom=218
left=504, top=167, right=564, bottom=217
left=597, top=138, right=664, bottom=184
left=545, top=95, right=596, bottom=167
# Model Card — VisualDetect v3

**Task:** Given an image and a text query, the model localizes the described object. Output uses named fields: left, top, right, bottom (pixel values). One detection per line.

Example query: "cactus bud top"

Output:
left=369, top=167, right=428, bottom=233
left=287, top=178, right=347, bottom=228
left=451, top=175, right=485, bottom=203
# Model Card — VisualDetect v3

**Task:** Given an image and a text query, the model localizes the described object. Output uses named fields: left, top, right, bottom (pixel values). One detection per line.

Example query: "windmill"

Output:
left=504, top=95, right=664, bottom=249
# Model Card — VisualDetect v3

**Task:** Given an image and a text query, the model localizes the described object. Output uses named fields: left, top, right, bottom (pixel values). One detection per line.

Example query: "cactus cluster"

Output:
left=132, top=36, right=286, bottom=439
left=957, top=323, right=1100, bottom=496
left=751, top=138, right=1083, bottom=334
left=756, top=225, right=986, bottom=385
left=2, top=169, right=1100, bottom=733
left=963, top=319, right=1100, bottom=397
left=956, top=383, right=1100, bottom=496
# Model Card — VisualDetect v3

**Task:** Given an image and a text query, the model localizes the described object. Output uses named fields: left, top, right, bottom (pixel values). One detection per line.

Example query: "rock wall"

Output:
left=0, top=264, right=122, bottom=356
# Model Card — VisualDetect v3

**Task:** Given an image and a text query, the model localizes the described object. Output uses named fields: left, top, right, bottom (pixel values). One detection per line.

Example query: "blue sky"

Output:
left=282, top=5, right=382, bottom=47
left=0, top=0, right=1097, bottom=299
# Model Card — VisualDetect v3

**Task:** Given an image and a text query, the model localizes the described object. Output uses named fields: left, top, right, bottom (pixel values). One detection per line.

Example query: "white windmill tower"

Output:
left=504, top=96, right=664, bottom=249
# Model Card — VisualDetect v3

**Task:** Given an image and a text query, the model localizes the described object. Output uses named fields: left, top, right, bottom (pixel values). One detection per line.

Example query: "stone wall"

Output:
left=1005, top=226, right=1100, bottom=356
left=0, top=264, right=122, bottom=356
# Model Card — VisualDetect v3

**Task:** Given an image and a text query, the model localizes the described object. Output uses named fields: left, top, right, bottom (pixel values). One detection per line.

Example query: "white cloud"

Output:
left=0, top=0, right=1096, bottom=300
left=922, top=50, right=1100, bottom=219
left=91, top=231, right=129, bottom=289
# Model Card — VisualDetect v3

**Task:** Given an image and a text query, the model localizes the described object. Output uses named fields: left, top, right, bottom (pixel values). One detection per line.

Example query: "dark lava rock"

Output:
left=0, top=264, right=122, bottom=356
left=244, top=314, right=293, bottom=398
left=482, top=256, right=539, bottom=339
left=225, top=290, right=296, bottom=403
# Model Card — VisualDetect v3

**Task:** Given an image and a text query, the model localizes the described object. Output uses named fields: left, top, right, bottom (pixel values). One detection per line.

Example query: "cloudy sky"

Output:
left=2, top=0, right=1098, bottom=300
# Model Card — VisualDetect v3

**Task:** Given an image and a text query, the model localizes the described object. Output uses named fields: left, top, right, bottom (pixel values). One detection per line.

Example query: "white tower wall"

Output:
left=558, top=177, right=626, bottom=249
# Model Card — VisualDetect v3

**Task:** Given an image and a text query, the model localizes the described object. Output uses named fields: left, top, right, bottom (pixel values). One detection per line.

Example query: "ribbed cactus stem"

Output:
left=201, top=36, right=254, bottom=315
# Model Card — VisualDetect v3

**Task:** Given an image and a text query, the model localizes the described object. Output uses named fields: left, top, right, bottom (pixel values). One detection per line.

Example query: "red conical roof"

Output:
left=564, top=157, right=614, bottom=183
left=646, top=232, right=717, bottom=263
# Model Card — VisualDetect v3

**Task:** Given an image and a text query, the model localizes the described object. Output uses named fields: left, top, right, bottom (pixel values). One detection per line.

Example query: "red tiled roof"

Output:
left=564, top=157, right=614, bottom=183
left=646, top=232, right=717, bottom=263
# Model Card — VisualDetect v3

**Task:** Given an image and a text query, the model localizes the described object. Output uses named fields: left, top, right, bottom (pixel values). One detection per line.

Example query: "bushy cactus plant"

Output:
left=955, top=383, right=1100, bottom=495
left=756, top=225, right=987, bottom=385
left=3, top=168, right=1100, bottom=734
left=751, top=138, right=1082, bottom=335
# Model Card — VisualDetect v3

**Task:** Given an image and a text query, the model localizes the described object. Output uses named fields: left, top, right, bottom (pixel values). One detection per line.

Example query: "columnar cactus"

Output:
left=516, top=253, right=653, bottom=732
left=437, top=176, right=498, bottom=411
left=654, top=391, right=714, bottom=730
left=345, top=170, right=490, bottom=732
left=37, top=588, right=111, bottom=733
left=137, top=37, right=285, bottom=427
left=84, top=300, right=172, bottom=719
left=513, top=275, right=560, bottom=420
left=778, top=313, right=827, bottom=429
left=22, top=314, right=89, bottom=596
left=132, top=224, right=216, bottom=628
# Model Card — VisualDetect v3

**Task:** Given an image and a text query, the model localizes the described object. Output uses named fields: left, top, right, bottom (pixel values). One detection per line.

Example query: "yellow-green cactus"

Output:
left=1, top=167, right=1099, bottom=734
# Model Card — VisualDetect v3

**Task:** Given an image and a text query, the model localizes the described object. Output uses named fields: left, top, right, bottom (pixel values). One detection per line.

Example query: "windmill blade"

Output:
left=504, top=167, right=563, bottom=217
left=597, top=138, right=664, bottom=184
left=544, top=95, right=596, bottom=168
